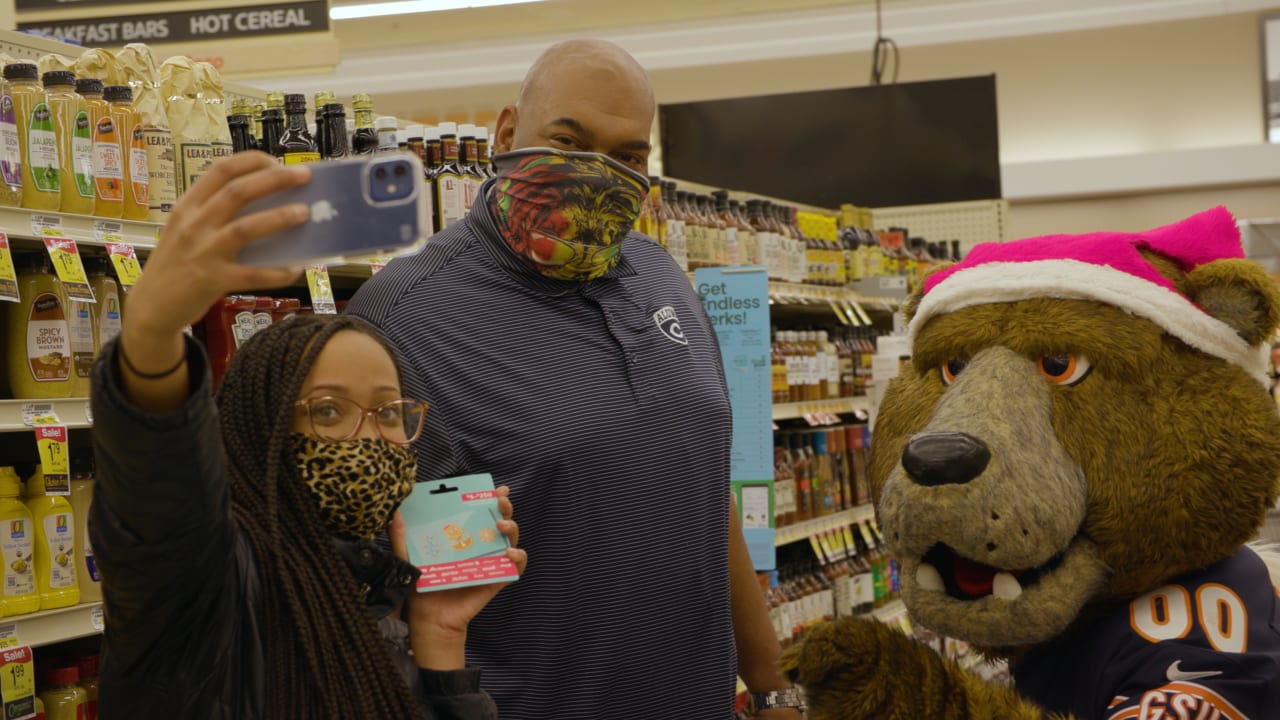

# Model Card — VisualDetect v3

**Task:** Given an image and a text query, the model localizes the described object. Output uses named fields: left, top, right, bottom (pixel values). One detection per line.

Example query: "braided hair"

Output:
left=216, top=313, right=425, bottom=720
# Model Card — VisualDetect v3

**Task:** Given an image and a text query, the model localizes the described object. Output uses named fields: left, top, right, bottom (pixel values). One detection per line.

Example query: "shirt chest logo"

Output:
left=652, top=306, right=688, bottom=346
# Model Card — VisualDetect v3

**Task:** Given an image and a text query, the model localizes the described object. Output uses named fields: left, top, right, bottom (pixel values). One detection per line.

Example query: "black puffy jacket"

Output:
left=89, top=337, right=497, bottom=719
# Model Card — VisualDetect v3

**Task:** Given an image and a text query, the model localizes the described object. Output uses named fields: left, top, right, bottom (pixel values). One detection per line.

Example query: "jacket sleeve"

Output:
left=419, top=667, right=498, bottom=720
left=90, top=336, right=260, bottom=716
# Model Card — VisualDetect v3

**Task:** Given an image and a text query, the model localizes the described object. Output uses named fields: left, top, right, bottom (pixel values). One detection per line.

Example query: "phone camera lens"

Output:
left=374, top=166, right=388, bottom=180
left=394, top=164, right=407, bottom=178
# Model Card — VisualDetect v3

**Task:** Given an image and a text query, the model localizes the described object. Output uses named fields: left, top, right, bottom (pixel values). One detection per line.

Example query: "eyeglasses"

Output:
left=294, top=396, right=427, bottom=446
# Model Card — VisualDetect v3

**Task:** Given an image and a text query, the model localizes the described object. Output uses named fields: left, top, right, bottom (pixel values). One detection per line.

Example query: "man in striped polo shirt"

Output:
left=346, top=39, right=802, bottom=719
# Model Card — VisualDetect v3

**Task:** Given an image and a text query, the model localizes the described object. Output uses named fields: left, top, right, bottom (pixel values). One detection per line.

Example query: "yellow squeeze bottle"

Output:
left=6, top=253, right=74, bottom=400
left=5, top=63, right=58, bottom=211
left=40, top=665, right=86, bottom=720
left=68, top=456, right=100, bottom=603
left=105, top=85, right=147, bottom=221
left=43, top=71, right=94, bottom=215
left=0, top=467, right=38, bottom=617
left=24, top=467, right=79, bottom=610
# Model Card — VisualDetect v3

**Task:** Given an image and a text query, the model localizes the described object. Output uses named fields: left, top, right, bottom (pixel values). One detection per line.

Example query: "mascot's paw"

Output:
left=783, top=618, right=1063, bottom=720
left=782, top=617, right=938, bottom=720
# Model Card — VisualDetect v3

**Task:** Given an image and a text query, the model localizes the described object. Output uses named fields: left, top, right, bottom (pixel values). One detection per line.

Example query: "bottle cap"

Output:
left=49, top=665, right=79, bottom=686
left=76, top=654, right=99, bottom=679
left=437, top=121, right=457, bottom=136
left=374, top=116, right=398, bottom=131
left=284, top=93, right=307, bottom=112
left=405, top=124, right=424, bottom=140
left=40, top=70, right=75, bottom=88
left=14, top=252, right=53, bottom=273
left=75, top=78, right=103, bottom=95
left=103, top=85, right=133, bottom=103
left=476, top=126, right=489, bottom=140
left=457, top=123, right=476, bottom=138
left=84, top=256, right=111, bottom=276
left=262, top=107, right=283, bottom=120
left=323, top=102, right=345, bottom=117
left=425, top=126, right=441, bottom=141
left=3, top=63, right=37, bottom=81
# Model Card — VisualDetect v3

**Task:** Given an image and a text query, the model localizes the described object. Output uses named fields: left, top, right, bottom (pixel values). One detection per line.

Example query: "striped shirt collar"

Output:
left=470, top=178, right=639, bottom=296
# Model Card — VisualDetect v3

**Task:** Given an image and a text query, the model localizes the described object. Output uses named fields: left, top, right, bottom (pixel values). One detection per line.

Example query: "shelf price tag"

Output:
left=32, top=418, right=70, bottom=497
left=306, top=265, right=336, bottom=315
left=92, top=220, right=123, bottom=243
left=0, top=234, right=17, bottom=303
left=90, top=605, right=105, bottom=632
left=105, top=242, right=142, bottom=291
left=0, top=641, right=35, bottom=720
left=29, top=214, right=61, bottom=238
left=43, top=236, right=95, bottom=304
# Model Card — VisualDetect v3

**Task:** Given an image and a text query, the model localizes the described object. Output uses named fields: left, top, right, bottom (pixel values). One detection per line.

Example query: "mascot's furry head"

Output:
left=786, top=207, right=1280, bottom=720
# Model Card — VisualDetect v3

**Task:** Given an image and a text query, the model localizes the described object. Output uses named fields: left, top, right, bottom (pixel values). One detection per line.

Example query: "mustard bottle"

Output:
left=5, top=63, right=59, bottom=211
left=6, top=253, right=73, bottom=399
left=78, top=78, right=122, bottom=219
left=43, top=71, right=94, bottom=216
left=0, top=73, right=22, bottom=208
left=0, top=467, right=38, bottom=617
left=86, top=257, right=121, bottom=351
left=68, top=455, right=100, bottom=604
left=24, top=467, right=79, bottom=611
left=105, top=86, right=148, bottom=221
left=39, top=664, right=87, bottom=720
left=67, top=294, right=93, bottom=398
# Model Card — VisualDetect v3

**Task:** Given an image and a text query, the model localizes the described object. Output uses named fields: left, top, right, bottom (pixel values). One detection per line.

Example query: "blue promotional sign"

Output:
left=695, top=266, right=774, bottom=569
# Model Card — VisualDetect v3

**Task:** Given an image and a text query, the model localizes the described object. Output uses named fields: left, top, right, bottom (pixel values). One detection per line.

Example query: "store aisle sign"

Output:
left=18, top=0, right=170, bottom=9
left=695, top=265, right=774, bottom=570
left=17, top=1, right=329, bottom=46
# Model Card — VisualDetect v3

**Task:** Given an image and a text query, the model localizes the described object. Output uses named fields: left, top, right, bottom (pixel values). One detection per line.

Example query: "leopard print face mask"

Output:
left=290, top=434, right=417, bottom=540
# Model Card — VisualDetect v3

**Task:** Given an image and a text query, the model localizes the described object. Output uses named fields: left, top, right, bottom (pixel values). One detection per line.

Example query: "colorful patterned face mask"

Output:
left=291, top=434, right=417, bottom=540
left=488, top=148, right=649, bottom=281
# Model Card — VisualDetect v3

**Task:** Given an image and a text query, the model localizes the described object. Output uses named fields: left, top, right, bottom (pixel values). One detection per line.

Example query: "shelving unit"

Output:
left=772, top=397, right=871, bottom=422
left=0, top=399, right=94, bottom=431
left=774, top=503, right=876, bottom=547
left=0, top=209, right=160, bottom=250
left=0, top=602, right=103, bottom=649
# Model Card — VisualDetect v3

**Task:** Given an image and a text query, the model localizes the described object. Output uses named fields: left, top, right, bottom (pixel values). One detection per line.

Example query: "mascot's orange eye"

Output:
left=939, top=360, right=969, bottom=385
left=1037, top=354, right=1092, bottom=385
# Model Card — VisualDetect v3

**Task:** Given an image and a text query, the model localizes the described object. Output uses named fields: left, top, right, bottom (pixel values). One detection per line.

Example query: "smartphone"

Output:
left=236, top=153, right=432, bottom=267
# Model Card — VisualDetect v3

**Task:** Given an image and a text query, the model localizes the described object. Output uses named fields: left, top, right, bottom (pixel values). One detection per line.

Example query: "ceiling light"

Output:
left=330, top=0, right=548, bottom=20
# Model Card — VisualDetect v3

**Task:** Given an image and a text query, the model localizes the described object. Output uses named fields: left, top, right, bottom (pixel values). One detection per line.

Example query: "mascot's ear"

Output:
left=902, top=263, right=952, bottom=323
left=1184, top=259, right=1280, bottom=346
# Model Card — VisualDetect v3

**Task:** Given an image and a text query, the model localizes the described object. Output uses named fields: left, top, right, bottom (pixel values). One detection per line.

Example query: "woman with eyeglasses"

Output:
left=89, top=152, right=525, bottom=720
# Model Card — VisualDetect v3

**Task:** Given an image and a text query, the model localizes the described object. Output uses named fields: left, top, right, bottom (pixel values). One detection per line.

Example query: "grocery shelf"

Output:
left=0, top=399, right=93, bottom=434
left=0, top=602, right=103, bottom=648
left=772, top=397, right=871, bottom=422
left=774, top=503, right=876, bottom=547
left=0, top=208, right=161, bottom=251
left=872, top=598, right=907, bottom=624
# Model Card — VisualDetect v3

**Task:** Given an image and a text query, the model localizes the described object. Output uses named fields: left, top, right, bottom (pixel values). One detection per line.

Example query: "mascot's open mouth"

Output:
left=919, top=544, right=1066, bottom=601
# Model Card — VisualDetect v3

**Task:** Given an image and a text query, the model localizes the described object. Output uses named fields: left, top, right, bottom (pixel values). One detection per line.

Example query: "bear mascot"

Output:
left=783, top=206, right=1280, bottom=719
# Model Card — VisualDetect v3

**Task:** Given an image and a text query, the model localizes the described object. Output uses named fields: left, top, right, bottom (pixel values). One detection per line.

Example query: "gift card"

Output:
left=400, top=473, right=520, bottom=593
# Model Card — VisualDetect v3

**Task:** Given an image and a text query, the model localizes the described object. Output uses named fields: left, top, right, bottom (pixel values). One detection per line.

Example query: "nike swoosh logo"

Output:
left=1167, top=660, right=1224, bottom=682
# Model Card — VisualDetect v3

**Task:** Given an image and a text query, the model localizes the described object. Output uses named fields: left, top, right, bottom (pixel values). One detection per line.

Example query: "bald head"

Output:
left=493, top=39, right=655, bottom=175
left=518, top=39, right=655, bottom=113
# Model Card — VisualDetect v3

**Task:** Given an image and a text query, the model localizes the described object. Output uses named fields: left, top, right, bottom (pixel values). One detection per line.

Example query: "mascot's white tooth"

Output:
left=916, top=563, right=945, bottom=592
left=993, top=572, right=1023, bottom=600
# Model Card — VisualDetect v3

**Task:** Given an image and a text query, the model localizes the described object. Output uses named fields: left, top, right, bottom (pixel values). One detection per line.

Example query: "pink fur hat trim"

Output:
left=909, top=206, right=1270, bottom=384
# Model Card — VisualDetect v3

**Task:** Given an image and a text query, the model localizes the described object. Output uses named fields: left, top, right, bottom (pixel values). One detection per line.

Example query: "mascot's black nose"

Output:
left=902, top=432, right=991, bottom=487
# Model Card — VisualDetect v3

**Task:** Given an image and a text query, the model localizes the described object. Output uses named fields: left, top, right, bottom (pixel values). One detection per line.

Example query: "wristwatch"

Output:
left=748, top=688, right=806, bottom=713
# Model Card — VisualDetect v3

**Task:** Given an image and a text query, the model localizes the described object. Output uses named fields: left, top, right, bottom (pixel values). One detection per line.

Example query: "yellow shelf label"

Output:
left=306, top=265, right=336, bottom=314
left=106, top=241, right=142, bottom=290
left=43, top=236, right=95, bottom=304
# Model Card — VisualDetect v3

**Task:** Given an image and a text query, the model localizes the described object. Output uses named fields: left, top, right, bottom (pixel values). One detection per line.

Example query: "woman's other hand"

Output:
left=390, top=486, right=527, bottom=670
